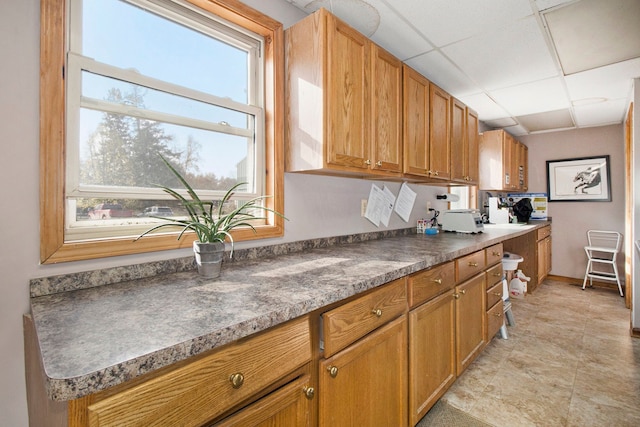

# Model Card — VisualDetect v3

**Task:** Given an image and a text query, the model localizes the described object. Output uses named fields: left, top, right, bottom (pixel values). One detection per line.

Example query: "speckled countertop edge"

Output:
left=29, top=222, right=549, bottom=401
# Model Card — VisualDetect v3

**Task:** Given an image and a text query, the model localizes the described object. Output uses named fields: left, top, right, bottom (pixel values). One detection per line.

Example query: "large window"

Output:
left=40, top=0, right=284, bottom=263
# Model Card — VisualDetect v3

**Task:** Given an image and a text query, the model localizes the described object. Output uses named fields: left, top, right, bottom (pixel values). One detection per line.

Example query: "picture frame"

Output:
left=546, top=155, right=611, bottom=202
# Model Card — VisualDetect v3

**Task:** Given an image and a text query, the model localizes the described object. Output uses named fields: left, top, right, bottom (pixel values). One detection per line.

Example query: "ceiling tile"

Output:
left=564, top=57, right=640, bottom=101
left=404, top=51, right=478, bottom=96
left=387, top=0, right=532, bottom=47
left=442, top=16, right=559, bottom=91
left=483, top=117, right=519, bottom=128
left=457, top=92, right=511, bottom=121
left=490, top=77, right=569, bottom=116
left=534, top=0, right=574, bottom=13
left=517, top=109, right=574, bottom=132
left=544, top=0, right=640, bottom=74
left=503, top=124, right=530, bottom=136
left=573, top=98, right=629, bottom=127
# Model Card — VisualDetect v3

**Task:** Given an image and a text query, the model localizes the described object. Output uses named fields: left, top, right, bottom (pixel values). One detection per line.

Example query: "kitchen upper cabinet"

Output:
left=479, top=129, right=528, bottom=191
left=285, top=9, right=402, bottom=178
left=403, top=65, right=451, bottom=181
left=429, top=84, right=451, bottom=181
left=451, top=100, right=479, bottom=185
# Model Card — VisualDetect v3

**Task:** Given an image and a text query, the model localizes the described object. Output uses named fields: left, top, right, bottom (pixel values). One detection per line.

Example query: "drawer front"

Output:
left=537, top=225, right=551, bottom=240
left=485, top=243, right=504, bottom=267
left=485, top=263, right=503, bottom=288
left=87, top=316, right=312, bottom=427
left=486, top=299, right=504, bottom=340
left=323, top=278, right=407, bottom=357
left=456, top=251, right=486, bottom=282
left=407, top=261, right=455, bottom=307
left=486, top=280, right=503, bottom=309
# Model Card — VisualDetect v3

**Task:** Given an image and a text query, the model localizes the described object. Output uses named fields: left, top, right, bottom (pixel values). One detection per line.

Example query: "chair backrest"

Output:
left=586, top=230, right=622, bottom=252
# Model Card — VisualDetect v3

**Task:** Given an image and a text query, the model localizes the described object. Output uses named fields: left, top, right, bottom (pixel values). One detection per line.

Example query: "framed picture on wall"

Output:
left=546, top=155, right=611, bottom=202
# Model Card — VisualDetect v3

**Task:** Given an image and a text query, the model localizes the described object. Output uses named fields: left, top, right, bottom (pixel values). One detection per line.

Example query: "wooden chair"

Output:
left=582, top=230, right=623, bottom=296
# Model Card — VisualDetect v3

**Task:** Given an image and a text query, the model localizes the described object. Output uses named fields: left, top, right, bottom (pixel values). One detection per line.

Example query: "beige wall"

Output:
left=520, top=124, right=626, bottom=281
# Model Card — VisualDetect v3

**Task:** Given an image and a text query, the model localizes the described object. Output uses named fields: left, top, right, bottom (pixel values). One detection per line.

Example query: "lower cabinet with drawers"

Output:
left=33, top=243, right=516, bottom=427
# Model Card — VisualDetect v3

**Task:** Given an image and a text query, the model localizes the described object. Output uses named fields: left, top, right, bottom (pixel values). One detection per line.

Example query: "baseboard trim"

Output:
left=546, top=274, right=623, bottom=291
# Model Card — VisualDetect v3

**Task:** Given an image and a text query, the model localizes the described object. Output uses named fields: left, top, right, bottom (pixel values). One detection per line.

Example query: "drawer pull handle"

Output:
left=493, top=292, right=502, bottom=296
left=376, top=161, right=382, bottom=167
left=493, top=272, right=502, bottom=277
left=492, top=251, right=501, bottom=257
left=494, top=312, right=502, bottom=318
left=372, top=308, right=383, bottom=318
left=460, top=289, right=466, bottom=295
left=454, top=293, right=460, bottom=299
left=365, top=159, right=371, bottom=165
left=432, top=278, right=443, bottom=284
left=468, top=262, right=478, bottom=267
left=303, top=386, right=315, bottom=399
left=229, top=373, right=245, bottom=389
left=327, top=366, right=339, bottom=378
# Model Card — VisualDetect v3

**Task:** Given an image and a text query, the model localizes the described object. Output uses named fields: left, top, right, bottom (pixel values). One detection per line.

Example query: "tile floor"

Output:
left=442, top=279, right=640, bottom=427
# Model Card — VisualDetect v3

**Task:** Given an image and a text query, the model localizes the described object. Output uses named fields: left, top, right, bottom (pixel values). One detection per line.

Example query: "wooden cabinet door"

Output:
left=455, top=273, right=486, bottom=376
left=326, top=13, right=370, bottom=171
left=429, top=84, right=451, bottom=180
left=537, top=236, right=552, bottom=284
left=370, top=44, right=402, bottom=174
left=403, top=65, right=430, bottom=177
left=408, top=291, right=455, bottom=425
left=502, top=133, right=514, bottom=190
left=466, top=108, right=479, bottom=184
left=319, top=316, right=408, bottom=427
left=214, top=374, right=313, bottom=427
left=450, top=98, right=467, bottom=183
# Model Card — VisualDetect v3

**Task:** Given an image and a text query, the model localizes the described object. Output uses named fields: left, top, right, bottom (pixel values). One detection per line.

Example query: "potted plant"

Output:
left=136, top=155, right=285, bottom=278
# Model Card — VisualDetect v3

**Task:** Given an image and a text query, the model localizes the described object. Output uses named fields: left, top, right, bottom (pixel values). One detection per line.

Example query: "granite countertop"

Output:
left=29, top=221, right=549, bottom=401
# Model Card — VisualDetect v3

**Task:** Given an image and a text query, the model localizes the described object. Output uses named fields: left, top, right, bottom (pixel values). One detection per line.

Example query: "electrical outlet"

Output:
left=361, top=199, right=367, bottom=217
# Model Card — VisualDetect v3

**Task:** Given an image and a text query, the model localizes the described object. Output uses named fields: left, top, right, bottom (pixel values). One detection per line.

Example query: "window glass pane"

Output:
left=81, top=71, right=251, bottom=128
left=82, top=0, right=250, bottom=104
left=79, top=108, right=251, bottom=190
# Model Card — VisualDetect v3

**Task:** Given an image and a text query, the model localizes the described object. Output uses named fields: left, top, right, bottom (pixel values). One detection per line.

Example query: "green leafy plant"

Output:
left=135, top=155, right=285, bottom=256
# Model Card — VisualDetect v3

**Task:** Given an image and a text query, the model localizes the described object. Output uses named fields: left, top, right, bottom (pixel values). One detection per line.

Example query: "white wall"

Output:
left=0, top=1, right=448, bottom=425
left=520, top=124, right=626, bottom=280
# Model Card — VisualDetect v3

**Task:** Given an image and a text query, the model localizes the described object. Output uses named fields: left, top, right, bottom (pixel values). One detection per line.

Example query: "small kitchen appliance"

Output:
left=440, top=209, right=484, bottom=233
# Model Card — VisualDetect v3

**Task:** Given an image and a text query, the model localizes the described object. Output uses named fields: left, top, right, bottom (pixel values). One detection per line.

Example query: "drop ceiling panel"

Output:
left=544, top=0, right=640, bottom=75
left=490, top=77, right=569, bottom=117
left=534, top=0, right=575, bottom=13
left=390, top=0, right=533, bottom=47
left=366, top=0, right=434, bottom=60
left=573, top=98, right=629, bottom=127
left=458, top=92, right=511, bottom=121
left=565, top=57, right=640, bottom=101
left=405, top=50, right=478, bottom=96
left=442, top=16, right=559, bottom=91
left=517, top=109, right=574, bottom=132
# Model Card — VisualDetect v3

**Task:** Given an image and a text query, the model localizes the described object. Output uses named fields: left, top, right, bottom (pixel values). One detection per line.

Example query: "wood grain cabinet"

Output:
left=479, top=129, right=528, bottom=191
left=536, top=225, right=552, bottom=285
left=454, top=272, right=486, bottom=376
left=285, top=8, right=402, bottom=178
left=451, top=99, right=479, bottom=185
left=70, top=317, right=312, bottom=427
left=485, top=263, right=505, bottom=341
left=319, top=278, right=408, bottom=427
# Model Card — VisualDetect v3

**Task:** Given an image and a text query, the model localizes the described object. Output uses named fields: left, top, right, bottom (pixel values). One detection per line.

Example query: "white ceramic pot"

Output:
left=193, top=241, right=225, bottom=278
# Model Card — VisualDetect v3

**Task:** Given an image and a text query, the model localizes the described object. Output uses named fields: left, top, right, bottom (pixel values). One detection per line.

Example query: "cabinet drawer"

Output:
left=486, top=280, right=503, bottom=310
left=323, top=278, right=407, bottom=357
left=87, top=316, right=312, bottom=427
left=407, top=261, right=455, bottom=308
left=485, top=243, right=504, bottom=267
left=537, top=225, right=551, bottom=240
left=485, top=263, right=503, bottom=288
left=486, top=299, right=504, bottom=340
left=456, top=251, right=486, bottom=282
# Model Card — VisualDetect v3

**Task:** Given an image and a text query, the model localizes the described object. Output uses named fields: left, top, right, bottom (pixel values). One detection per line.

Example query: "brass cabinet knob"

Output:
left=454, top=293, right=460, bottom=299
left=372, top=308, right=383, bottom=318
left=303, top=386, right=315, bottom=399
left=492, top=251, right=501, bottom=257
left=493, top=272, right=502, bottom=277
left=229, top=373, right=245, bottom=389
left=376, top=161, right=382, bottom=167
left=427, top=170, right=434, bottom=175
left=493, top=292, right=502, bottom=296
left=365, top=159, right=371, bottom=165
left=468, top=262, right=478, bottom=267
left=432, top=278, right=443, bottom=285
left=460, top=289, right=466, bottom=295
left=434, top=171, right=439, bottom=176
left=327, top=365, right=339, bottom=378
left=494, top=312, right=502, bottom=317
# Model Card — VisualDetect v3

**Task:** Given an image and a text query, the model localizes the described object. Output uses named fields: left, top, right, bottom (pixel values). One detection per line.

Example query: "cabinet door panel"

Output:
left=371, top=44, right=402, bottom=173
left=486, top=299, right=504, bottom=342
left=319, top=316, right=407, bottom=427
left=450, top=98, right=466, bottom=182
left=456, top=273, right=486, bottom=375
left=403, top=65, right=430, bottom=177
left=466, top=109, right=479, bottom=184
left=326, top=14, right=369, bottom=169
left=408, top=291, right=455, bottom=425
left=429, top=85, right=451, bottom=180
